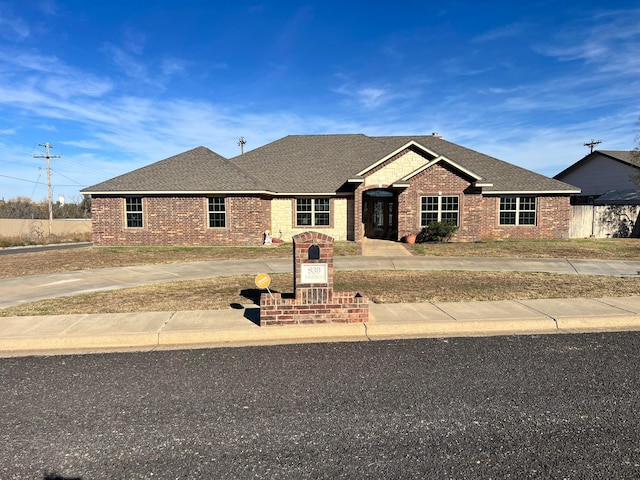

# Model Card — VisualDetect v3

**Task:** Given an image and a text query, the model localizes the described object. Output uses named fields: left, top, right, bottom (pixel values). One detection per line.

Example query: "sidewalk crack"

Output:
left=513, top=300, right=559, bottom=329
left=363, top=322, right=372, bottom=341
left=565, top=258, right=579, bottom=274
left=592, top=298, right=638, bottom=315
left=151, top=311, right=177, bottom=351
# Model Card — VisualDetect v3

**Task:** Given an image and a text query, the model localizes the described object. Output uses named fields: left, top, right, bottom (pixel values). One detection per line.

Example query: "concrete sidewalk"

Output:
left=2, top=256, right=640, bottom=308
left=2, top=248, right=640, bottom=357
left=2, top=296, right=640, bottom=357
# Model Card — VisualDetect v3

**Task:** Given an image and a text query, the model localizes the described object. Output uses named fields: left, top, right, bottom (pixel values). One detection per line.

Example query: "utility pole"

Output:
left=584, top=139, right=601, bottom=153
left=33, top=143, right=61, bottom=236
left=237, top=136, right=247, bottom=155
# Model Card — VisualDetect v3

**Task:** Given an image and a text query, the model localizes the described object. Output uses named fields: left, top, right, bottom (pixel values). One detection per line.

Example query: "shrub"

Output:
left=416, top=221, right=459, bottom=242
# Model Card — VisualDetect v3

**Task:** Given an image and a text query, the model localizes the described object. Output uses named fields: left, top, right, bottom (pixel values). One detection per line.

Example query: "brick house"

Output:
left=81, top=134, right=579, bottom=248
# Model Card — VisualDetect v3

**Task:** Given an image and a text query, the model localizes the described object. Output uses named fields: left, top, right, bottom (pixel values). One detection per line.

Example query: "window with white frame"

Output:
left=420, top=195, right=459, bottom=227
left=296, top=198, right=330, bottom=227
left=499, top=196, right=536, bottom=225
left=208, top=197, right=226, bottom=228
left=125, top=197, right=143, bottom=228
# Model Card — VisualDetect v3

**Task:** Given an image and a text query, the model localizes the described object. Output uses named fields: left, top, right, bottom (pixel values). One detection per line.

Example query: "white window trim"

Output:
left=295, top=198, right=331, bottom=227
left=420, top=195, right=459, bottom=227
left=208, top=196, right=227, bottom=228
left=125, top=197, right=143, bottom=229
left=499, top=196, right=536, bottom=226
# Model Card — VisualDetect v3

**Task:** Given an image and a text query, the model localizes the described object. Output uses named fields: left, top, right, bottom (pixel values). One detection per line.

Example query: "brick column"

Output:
left=293, top=231, right=334, bottom=303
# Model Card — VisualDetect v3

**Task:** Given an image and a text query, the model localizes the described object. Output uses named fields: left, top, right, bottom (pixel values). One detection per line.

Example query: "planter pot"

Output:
left=405, top=234, right=417, bottom=244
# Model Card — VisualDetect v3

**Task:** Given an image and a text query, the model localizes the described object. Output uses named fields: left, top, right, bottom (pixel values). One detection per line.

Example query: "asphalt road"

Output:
left=2, top=333, right=639, bottom=479
left=0, top=242, right=92, bottom=255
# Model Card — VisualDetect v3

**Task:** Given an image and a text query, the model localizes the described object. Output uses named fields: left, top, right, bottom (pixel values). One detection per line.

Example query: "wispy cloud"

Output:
left=103, top=43, right=149, bottom=81
left=537, top=8, right=640, bottom=75
left=0, top=7, right=30, bottom=41
left=472, top=22, right=526, bottom=43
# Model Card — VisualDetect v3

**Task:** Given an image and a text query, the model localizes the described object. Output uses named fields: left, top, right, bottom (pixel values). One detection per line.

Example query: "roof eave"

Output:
left=82, top=189, right=274, bottom=196
left=483, top=189, right=582, bottom=195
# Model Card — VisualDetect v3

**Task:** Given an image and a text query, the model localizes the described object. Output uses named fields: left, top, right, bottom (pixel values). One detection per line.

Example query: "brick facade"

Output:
left=91, top=195, right=270, bottom=246
left=355, top=149, right=572, bottom=245
left=89, top=148, right=571, bottom=248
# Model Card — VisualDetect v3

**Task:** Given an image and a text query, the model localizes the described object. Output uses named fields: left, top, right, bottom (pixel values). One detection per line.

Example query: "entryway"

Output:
left=363, top=189, right=398, bottom=240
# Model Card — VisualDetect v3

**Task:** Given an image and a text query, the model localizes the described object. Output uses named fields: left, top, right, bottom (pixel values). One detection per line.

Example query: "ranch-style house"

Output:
left=81, top=134, right=580, bottom=249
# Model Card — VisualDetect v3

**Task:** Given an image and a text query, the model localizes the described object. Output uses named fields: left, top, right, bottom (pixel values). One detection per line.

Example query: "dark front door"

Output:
left=363, top=190, right=397, bottom=239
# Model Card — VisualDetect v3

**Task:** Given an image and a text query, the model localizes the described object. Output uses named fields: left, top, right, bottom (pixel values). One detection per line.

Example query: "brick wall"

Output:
left=398, top=164, right=572, bottom=241
left=91, top=195, right=271, bottom=246
left=259, top=291, right=369, bottom=326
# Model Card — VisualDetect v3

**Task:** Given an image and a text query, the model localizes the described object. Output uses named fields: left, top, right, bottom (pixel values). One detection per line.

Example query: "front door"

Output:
left=363, top=190, right=397, bottom=239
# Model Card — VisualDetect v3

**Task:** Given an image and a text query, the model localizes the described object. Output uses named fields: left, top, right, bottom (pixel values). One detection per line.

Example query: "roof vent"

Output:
left=432, top=132, right=443, bottom=139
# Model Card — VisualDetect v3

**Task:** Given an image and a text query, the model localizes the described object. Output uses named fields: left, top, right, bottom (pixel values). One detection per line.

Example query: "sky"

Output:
left=0, top=0, right=639, bottom=203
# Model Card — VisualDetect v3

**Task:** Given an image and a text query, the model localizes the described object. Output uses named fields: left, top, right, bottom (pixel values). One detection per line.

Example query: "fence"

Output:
left=569, top=205, right=640, bottom=238
left=0, top=218, right=91, bottom=240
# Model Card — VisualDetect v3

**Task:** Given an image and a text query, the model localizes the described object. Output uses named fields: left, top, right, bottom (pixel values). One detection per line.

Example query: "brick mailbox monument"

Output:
left=259, top=231, right=369, bottom=326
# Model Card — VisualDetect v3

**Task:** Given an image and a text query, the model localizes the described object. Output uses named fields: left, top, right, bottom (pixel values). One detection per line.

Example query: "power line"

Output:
left=0, top=173, right=46, bottom=184
left=50, top=168, right=86, bottom=186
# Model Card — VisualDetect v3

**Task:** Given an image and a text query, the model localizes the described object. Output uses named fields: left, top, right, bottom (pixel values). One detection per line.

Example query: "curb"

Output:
left=3, top=312, right=640, bottom=358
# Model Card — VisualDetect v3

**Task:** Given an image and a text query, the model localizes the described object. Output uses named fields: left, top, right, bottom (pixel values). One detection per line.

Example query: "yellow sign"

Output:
left=255, top=273, right=271, bottom=289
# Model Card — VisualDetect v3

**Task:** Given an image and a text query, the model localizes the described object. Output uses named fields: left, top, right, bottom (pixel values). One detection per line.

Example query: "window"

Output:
left=499, top=196, right=536, bottom=225
left=208, top=197, right=226, bottom=228
left=125, top=197, right=143, bottom=228
left=420, top=196, right=459, bottom=227
left=296, top=198, right=330, bottom=227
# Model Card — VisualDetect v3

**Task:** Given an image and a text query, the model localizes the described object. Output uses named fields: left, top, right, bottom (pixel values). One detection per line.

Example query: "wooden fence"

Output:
left=569, top=205, right=640, bottom=238
left=0, top=218, right=91, bottom=239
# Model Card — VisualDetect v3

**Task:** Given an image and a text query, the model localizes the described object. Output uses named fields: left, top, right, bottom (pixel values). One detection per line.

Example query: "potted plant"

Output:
left=404, top=233, right=417, bottom=244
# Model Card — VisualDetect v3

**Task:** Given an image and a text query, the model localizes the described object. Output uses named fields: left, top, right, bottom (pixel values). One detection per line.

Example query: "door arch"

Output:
left=363, top=189, right=398, bottom=240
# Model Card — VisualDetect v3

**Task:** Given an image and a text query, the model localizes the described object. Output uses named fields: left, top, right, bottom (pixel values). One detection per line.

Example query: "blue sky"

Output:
left=0, top=1, right=639, bottom=203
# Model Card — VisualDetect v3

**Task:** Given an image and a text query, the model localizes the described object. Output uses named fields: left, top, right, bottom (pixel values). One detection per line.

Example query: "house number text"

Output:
left=301, top=263, right=328, bottom=284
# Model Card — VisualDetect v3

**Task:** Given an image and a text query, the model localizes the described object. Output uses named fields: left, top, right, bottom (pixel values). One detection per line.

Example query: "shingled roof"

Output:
left=83, top=135, right=579, bottom=195
left=554, top=150, right=640, bottom=180
left=82, top=146, right=265, bottom=194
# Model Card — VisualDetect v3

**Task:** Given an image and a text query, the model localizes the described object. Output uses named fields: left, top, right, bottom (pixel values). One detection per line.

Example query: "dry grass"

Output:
left=2, top=271, right=639, bottom=317
left=410, top=238, right=640, bottom=259
left=1, top=238, right=638, bottom=317
left=1, top=238, right=638, bottom=280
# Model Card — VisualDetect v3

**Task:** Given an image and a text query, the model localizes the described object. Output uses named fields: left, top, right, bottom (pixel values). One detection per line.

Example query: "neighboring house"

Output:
left=81, top=134, right=580, bottom=247
left=554, top=150, right=640, bottom=204
left=554, top=150, right=640, bottom=238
